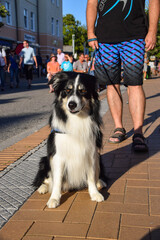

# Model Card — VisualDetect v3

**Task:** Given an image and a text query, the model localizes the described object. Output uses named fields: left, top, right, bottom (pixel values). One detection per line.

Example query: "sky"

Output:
left=63, top=0, right=88, bottom=26
left=62, top=0, right=149, bottom=26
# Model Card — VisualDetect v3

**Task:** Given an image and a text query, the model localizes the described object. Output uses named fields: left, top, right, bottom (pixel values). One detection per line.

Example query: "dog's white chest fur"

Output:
left=52, top=114, right=97, bottom=188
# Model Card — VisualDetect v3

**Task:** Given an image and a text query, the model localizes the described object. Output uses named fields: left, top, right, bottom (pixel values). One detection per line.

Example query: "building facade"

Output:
left=0, top=0, right=63, bottom=59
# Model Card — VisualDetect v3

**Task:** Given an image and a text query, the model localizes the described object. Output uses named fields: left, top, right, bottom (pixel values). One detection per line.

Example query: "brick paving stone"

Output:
left=97, top=202, right=148, bottom=215
left=119, top=226, right=150, bottom=240
left=124, top=187, right=149, bottom=204
left=11, top=209, right=66, bottom=222
left=127, top=179, right=160, bottom=188
left=121, top=214, right=160, bottom=228
left=149, top=168, right=160, bottom=180
left=149, top=188, right=160, bottom=195
left=87, top=212, right=120, bottom=239
left=107, top=180, right=127, bottom=194
left=22, top=236, right=52, bottom=240
left=64, top=200, right=97, bottom=224
left=27, top=222, right=89, bottom=238
left=0, top=220, right=33, bottom=240
left=150, top=196, right=160, bottom=215
left=20, top=199, right=47, bottom=210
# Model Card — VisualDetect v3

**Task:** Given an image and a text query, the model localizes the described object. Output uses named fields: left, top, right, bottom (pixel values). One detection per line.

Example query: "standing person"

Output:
left=143, top=53, right=148, bottom=81
left=73, top=53, right=88, bottom=73
left=19, top=40, right=38, bottom=89
left=0, top=47, right=7, bottom=91
left=8, top=50, right=19, bottom=88
left=60, top=54, right=73, bottom=72
left=47, top=53, right=60, bottom=93
left=57, top=48, right=65, bottom=66
left=86, top=0, right=159, bottom=152
left=84, top=54, right=91, bottom=68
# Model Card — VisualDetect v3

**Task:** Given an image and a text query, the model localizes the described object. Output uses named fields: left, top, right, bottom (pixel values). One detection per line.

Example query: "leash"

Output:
left=88, top=48, right=96, bottom=75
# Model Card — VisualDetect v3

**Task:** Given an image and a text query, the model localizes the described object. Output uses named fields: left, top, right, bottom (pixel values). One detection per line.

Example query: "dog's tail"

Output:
left=32, top=156, right=51, bottom=188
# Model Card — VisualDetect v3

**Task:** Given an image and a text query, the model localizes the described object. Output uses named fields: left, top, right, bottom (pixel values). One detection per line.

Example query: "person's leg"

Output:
left=128, top=85, right=145, bottom=134
left=122, top=39, right=148, bottom=151
left=95, top=43, right=126, bottom=143
left=10, top=68, right=14, bottom=88
left=15, top=68, right=19, bottom=87
left=0, top=67, right=5, bottom=90
left=107, top=84, right=125, bottom=142
left=27, top=65, right=33, bottom=88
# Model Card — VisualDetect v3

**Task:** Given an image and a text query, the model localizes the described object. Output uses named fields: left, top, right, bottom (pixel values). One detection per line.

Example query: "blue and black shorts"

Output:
left=95, top=39, right=145, bottom=86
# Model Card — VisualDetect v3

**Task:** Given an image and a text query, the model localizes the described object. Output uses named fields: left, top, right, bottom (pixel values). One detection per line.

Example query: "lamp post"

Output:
left=72, top=34, right=75, bottom=56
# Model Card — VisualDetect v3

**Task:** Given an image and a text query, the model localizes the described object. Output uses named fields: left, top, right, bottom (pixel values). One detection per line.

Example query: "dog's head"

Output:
left=49, top=72, right=99, bottom=115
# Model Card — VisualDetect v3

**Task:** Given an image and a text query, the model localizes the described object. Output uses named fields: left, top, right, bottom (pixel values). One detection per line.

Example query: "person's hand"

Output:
left=88, top=33, right=98, bottom=50
left=145, top=31, right=157, bottom=52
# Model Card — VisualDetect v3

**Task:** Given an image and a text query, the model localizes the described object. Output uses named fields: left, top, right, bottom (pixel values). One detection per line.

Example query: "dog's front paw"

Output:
left=37, top=184, right=48, bottom=194
left=91, top=192, right=104, bottom=202
left=47, top=198, right=60, bottom=208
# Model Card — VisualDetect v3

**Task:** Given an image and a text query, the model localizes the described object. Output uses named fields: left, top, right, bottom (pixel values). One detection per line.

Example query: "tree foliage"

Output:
left=0, top=4, right=9, bottom=27
left=148, top=21, right=160, bottom=58
left=63, top=14, right=87, bottom=53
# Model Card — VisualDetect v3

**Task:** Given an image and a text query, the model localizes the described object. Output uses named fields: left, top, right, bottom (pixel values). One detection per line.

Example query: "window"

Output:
left=56, top=0, right=59, bottom=7
left=30, top=12, right=35, bottom=31
left=24, top=9, right=28, bottom=29
left=51, top=17, right=54, bottom=35
left=5, top=2, right=12, bottom=25
left=56, top=20, right=59, bottom=36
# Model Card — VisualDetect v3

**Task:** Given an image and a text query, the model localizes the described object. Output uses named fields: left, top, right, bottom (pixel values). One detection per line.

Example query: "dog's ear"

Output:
left=48, top=72, right=68, bottom=91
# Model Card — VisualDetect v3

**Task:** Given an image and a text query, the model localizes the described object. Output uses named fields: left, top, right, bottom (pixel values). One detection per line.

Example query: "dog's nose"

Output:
left=68, top=101, right=77, bottom=110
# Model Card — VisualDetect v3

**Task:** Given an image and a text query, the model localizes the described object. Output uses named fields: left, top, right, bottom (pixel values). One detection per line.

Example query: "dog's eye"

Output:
left=79, top=89, right=87, bottom=94
left=66, top=89, right=72, bottom=93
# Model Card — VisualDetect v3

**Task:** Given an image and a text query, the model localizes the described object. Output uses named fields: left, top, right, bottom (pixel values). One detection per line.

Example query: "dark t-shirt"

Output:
left=96, top=0, right=148, bottom=43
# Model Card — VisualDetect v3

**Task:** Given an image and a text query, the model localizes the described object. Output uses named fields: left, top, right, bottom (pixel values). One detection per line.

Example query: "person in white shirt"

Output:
left=0, top=47, right=7, bottom=91
left=57, top=48, right=65, bottom=66
left=19, top=40, right=38, bottom=89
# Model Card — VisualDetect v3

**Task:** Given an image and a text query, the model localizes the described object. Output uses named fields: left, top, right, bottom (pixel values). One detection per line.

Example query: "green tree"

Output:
left=148, top=21, right=160, bottom=58
left=0, top=3, right=9, bottom=27
left=63, top=14, right=88, bottom=53
left=145, top=4, right=160, bottom=58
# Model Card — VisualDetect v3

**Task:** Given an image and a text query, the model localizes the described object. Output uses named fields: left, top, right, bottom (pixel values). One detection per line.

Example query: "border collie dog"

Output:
left=33, top=72, right=106, bottom=208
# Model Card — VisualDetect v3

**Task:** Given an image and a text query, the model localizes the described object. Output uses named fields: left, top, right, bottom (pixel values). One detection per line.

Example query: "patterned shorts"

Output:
left=95, top=39, right=145, bottom=86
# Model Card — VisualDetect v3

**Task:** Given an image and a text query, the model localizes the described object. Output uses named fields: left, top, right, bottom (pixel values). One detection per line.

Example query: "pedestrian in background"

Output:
left=57, top=48, right=65, bottom=66
left=0, top=47, right=7, bottom=91
left=87, top=0, right=159, bottom=152
left=84, top=54, right=91, bottom=68
left=47, top=53, right=60, bottom=93
left=60, top=54, right=73, bottom=72
left=19, top=40, right=38, bottom=89
left=73, top=53, right=88, bottom=73
left=8, top=50, right=19, bottom=88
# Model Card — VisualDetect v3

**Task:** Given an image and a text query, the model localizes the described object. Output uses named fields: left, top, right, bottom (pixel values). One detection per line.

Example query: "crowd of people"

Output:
left=0, top=40, right=160, bottom=93
left=0, top=41, right=95, bottom=92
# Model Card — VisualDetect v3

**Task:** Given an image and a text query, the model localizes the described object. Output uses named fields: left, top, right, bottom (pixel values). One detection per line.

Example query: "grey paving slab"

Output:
left=0, top=141, right=47, bottom=229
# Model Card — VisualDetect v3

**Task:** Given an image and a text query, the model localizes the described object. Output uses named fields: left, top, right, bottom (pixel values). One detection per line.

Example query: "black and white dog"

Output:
left=33, top=72, right=106, bottom=208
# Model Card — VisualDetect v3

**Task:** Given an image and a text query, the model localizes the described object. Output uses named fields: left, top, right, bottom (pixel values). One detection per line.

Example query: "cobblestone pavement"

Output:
left=0, top=78, right=160, bottom=240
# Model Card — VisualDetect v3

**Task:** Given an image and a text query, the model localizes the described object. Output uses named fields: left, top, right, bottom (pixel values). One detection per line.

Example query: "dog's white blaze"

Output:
left=67, top=74, right=82, bottom=112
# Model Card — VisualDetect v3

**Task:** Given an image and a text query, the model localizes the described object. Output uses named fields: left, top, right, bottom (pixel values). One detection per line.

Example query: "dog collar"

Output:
left=51, top=128, right=66, bottom=134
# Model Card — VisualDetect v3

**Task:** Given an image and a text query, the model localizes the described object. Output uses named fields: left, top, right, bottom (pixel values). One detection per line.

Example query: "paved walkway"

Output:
left=0, top=77, right=160, bottom=240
